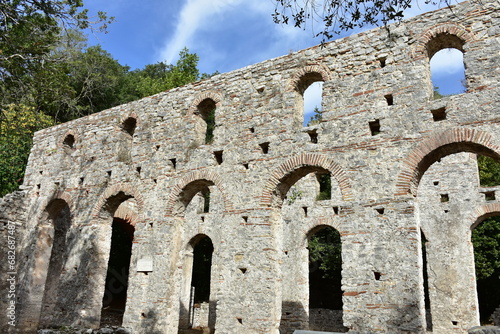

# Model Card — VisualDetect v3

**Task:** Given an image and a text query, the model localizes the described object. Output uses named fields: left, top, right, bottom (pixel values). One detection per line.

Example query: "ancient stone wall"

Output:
left=1, top=1, right=500, bottom=333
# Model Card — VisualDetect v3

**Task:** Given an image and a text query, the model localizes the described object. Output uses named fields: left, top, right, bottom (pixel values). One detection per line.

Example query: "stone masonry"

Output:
left=1, top=1, right=499, bottom=333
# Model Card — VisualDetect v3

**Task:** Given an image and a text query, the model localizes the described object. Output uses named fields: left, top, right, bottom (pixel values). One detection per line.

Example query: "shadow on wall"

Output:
left=139, top=308, right=164, bottom=334
left=280, top=301, right=308, bottom=334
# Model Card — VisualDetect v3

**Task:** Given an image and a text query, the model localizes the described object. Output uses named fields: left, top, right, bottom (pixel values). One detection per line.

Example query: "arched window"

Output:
left=197, top=98, right=216, bottom=144
left=304, top=81, right=324, bottom=126
left=430, top=48, right=465, bottom=97
left=426, top=33, right=466, bottom=98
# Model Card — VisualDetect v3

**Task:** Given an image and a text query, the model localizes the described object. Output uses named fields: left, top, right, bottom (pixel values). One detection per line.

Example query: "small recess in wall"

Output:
left=376, top=208, right=385, bottom=215
left=484, top=191, right=495, bottom=201
left=333, top=206, right=339, bottom=215
left=237, top=317, right=243, bottom=324
left=136, top=166, right=142, bottom=174
left=374, top=272, right=382, bottom=280
left=242, top=216, right=248, bottom=223
left=308, top=130, right=318, bottom=143
left=239, top=268, right=247, bottom=274
left=243, top=163, right=249, bottom=170
left=155, top=145, right=160, bottom=151
left=433, top=181, right=439, bottom=186
left=303, top=207, right=308, bottom=217
left=452, top=321, right=458, bottom=326
left=431, top=107, right=446, bottom=122
left=385, top=94, right=394, bottom=106
left=214, top=150, right=223, bottom=165
left=249, top=127, right=255, bottom=133
left=369, top=120, right=381, bottom=136
left=107, top=170, right=112, bottom=177
left=170, top=158, right=177, bottom=170
left=440, top=194, right=449, bottom=202
left=379, top=57, right=387, bottom=68
left=259, top=142, right=270, bottom=154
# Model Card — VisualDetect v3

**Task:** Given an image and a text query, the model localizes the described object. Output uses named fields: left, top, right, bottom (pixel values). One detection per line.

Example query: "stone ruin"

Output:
left=1, top=1, right=499, bottom=333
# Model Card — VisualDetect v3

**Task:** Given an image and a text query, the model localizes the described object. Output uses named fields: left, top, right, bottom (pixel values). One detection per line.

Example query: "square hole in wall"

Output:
left=259, top=142, right=270, bottom=154
left=369, top=120, right=381, bottom=136
left=214, top=150, right=223, bottom=165
left=379, top=57, right=387, bottom=68
left=307, top=130, right=318, bottom=143
left=384, top=94, right=394, bottom=106
left=170, top=158, right=177, bottom=170
left=484, top=191, right=495, bottom=201
left=431, top=107, right=446, bottom=121
left=440, top=194, right=449, bottom=202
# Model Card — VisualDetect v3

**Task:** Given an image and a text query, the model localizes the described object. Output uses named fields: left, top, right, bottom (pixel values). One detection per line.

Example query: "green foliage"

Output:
left=316, top=173, right=331, bottom=200
left=204, top=108, right=215, bottom=144
left=477, top=155, right=500, bottom=187
left=472, top=217, right=500, bottom=280
left=433, top=85, right=445, bottom=100
left=0, top=104, right=54, bottom=196
left=308, top=227, right=342, bottom=279
left=272, top=0, right=444, bottom=42
left=307, top=106, right=322, bottom=126
left=286, top=187, right=302, bottom=205
left=0, top=1, right=113, bottom=104
left=127, top=47, right=201, bottom=99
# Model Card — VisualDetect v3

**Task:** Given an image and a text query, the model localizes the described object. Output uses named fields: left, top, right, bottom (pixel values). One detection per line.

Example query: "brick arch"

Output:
left=188, top=90, right=223, bottom=116
left=395, top=128, right=500, bottom=197
left=37, top=186, right=74, bottom=221
left=166, top=169, right=233, bottom=215
left=91, top=182, right=145, bottom=219
left=415, top=22, right=475, bottom=59
left=114, top=198, right=140, bottom=227
left=287, top=64, right=332, bottom=93
left=470, top=202, right=500, bottom=230
left=260, top=153, right=353, bottom=208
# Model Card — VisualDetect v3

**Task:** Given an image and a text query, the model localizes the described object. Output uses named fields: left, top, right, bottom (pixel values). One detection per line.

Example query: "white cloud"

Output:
left=159, top=0, right=244, bottom=64
left=430, top=48, right=464, bottom=75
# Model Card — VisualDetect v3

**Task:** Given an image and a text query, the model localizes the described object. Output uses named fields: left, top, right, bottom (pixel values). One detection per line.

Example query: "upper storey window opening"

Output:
left=197, top=98, right=216, bottom=144
left=430, top=48, right=465, bottom=98
left=427, top=33, right=466, bottom=98
left=304, top=81, right=324, bottom=126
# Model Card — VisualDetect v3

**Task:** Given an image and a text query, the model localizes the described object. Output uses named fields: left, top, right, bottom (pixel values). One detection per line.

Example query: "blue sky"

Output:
left=83, top=0, right=465, bottom=110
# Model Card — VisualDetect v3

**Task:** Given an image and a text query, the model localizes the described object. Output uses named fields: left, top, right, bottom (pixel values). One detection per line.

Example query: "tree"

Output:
left=307, top=106, right=322, bottom=126
left=272, top=0, right=453, bottom=42
left=0, top=104, right=54, bottom=196
left=0, top=1, right=113, bottom=114
left=0, top=0, right=112, bottom=76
